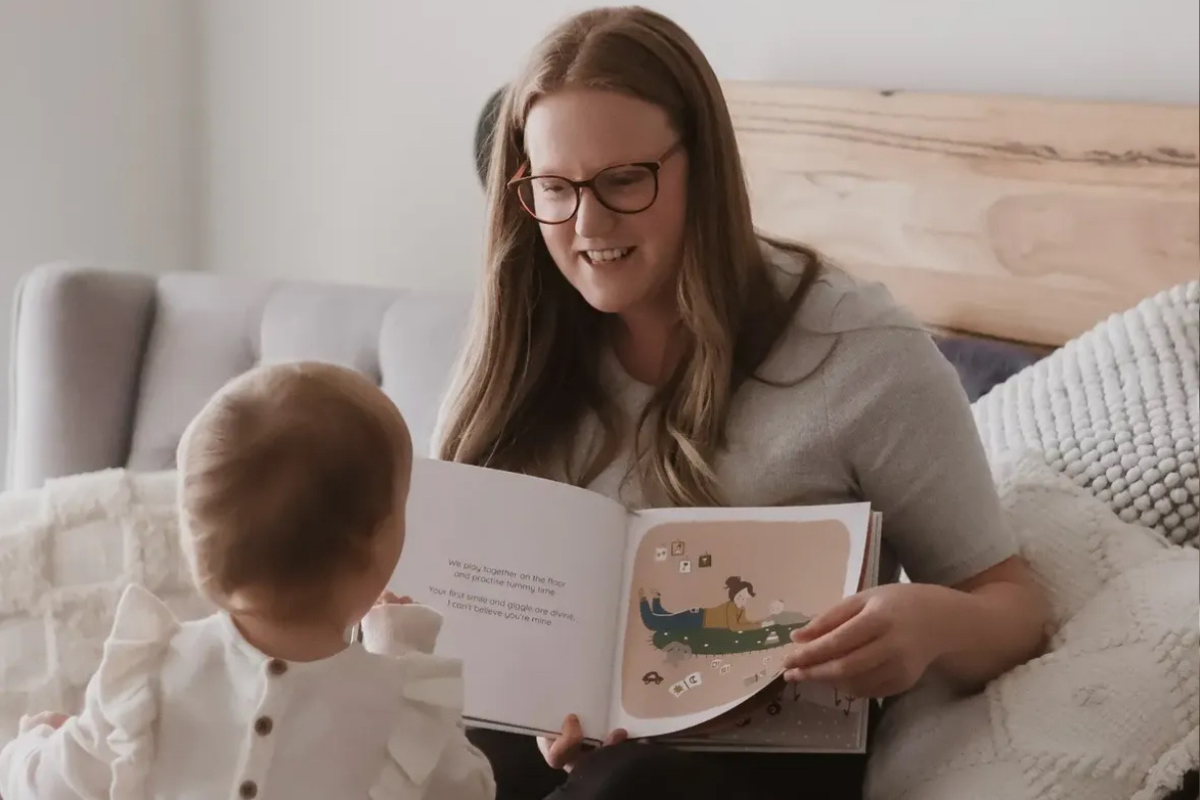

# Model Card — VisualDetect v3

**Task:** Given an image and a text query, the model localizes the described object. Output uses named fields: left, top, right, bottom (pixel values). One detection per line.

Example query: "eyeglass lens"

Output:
left=517, top=164, right=658, bottom=223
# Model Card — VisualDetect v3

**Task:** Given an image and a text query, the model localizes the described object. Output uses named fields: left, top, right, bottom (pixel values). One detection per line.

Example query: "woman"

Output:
left=436, top=7, right=1049, bottom=799
left=639, top=577, right=764, bottom=632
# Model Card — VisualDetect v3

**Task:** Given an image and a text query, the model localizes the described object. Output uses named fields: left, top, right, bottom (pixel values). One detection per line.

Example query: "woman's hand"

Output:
left=785, top=559, right=1050, bottom=696
left=783, top=583, right=950, bottom=698
left=537, top=714, right=628, bottom=772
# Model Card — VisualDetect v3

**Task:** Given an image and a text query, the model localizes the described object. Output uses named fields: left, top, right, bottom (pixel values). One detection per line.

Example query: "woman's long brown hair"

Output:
left=436, top=6, right=821, bottom=507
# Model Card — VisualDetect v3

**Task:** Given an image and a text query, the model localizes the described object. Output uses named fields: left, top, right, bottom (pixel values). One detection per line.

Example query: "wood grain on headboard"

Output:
left=724, top=81, right=1199, bottom=346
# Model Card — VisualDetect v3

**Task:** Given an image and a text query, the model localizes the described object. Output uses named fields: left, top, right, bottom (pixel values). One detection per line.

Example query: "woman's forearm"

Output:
left=928, top=578, right=1050, bottom=691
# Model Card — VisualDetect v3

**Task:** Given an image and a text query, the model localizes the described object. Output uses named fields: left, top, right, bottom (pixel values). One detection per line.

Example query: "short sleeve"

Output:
left=823, top=327, right=1017, bottom=586
left=0, top=583, right=179, bottom=800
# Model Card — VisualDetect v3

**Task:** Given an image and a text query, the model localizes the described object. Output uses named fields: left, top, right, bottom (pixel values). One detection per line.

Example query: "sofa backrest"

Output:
left=7, top=262, right=472, bottom=490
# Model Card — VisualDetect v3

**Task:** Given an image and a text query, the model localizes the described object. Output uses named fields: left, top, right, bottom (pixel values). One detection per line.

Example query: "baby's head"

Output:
left=177, top=361, right=413, bottom=629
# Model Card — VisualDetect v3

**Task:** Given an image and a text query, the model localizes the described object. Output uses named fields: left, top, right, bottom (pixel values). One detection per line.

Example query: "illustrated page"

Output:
left=663, top=513, right=884, bottom=753
left=390, top=458, right=630, bottom=739
left=608, top=503, right=871, bottom=738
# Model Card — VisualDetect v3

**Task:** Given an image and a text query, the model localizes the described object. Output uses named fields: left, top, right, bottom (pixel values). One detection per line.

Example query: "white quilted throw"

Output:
left=865, top=450, right=1199, bottom=800
left=973, top=281, right=1200, bottom=547
left=0, top=469, right=211, bottom=745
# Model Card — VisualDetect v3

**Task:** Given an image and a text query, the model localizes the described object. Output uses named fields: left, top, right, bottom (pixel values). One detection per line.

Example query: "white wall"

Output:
left=3, top=0, right=1196, bottom=480
left=200, top=0, right=1200, bottom=292
left=0, top=0, right=200, bottom=482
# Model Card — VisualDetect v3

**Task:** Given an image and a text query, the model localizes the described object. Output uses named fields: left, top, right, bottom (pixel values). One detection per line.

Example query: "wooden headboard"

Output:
left=725, top=81, right=1199, bottom=347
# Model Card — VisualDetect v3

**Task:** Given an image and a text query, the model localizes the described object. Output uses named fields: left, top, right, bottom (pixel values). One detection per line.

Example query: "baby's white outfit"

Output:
left=0, top=584, right=495, bottom=800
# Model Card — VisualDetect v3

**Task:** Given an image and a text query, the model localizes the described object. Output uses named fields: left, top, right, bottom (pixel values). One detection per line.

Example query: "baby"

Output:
left=765, top=599, right=812, bottom=627
left=0, top=361, right=495, bottom=800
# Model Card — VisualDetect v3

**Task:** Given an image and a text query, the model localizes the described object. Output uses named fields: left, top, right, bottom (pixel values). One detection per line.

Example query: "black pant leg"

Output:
left=707, top=751, right=866, bottom=800
left=470, top=727, right=869, bottom=800
left=467, top=728, right=566, bottom=800
left=545, top=741, right=750, bottom=800
left=548, top=744, right=866, bottom=800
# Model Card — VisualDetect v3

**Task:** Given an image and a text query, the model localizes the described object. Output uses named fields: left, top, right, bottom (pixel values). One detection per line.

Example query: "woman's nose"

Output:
left=574, top=188, right=617, bottom=237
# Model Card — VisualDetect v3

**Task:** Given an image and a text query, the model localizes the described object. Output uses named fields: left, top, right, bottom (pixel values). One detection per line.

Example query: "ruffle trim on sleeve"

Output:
left=368, top=653, right=466, bottom=798
left=93, top=583, right=180, bottom=797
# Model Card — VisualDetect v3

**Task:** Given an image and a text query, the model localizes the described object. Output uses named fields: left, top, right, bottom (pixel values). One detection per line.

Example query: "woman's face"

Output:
left=522, top=88, right=689, bottom=318
left=733, top=588, right=752, bottom=608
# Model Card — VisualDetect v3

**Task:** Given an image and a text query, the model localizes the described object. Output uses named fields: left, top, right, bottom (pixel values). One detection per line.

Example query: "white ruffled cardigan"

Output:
left=0, top=584, right=495, bottom=800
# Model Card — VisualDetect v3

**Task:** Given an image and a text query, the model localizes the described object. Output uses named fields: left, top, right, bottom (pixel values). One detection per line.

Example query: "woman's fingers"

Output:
left=538, top=716, right=627, bottom=772
left=540, top=714, right=585, bottom=771
left=785, top=608, right=885, bottom=671
left=790, top=594, right=866, bottom=644
left=785, top=635, right=892, bottom=684
left=603, top=728, right=629, bottom=747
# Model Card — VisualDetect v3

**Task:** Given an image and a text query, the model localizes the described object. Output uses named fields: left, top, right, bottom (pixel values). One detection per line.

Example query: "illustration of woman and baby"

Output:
left=638, top=576, right=810, bottom=633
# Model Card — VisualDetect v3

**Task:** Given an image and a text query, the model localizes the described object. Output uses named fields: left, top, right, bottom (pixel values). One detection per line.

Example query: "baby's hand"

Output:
left=19, top=711, right=70, bottom=733
left=375, top=591, right=413, bottom=607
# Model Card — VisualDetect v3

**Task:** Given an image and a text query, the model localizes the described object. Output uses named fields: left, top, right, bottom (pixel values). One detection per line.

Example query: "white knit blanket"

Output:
left=865, top=450, right=1199, bottom=800
left=0, top=469, right=211, bottom=744
left=973, top=281, right=1199, bottom=547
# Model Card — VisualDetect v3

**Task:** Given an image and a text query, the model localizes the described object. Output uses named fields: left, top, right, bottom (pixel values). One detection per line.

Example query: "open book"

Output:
left=386, top=457, right=883, bottom=754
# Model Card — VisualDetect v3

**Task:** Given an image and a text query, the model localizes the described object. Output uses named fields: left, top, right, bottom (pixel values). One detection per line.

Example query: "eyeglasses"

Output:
left=507, top=141, right=685, bottom=225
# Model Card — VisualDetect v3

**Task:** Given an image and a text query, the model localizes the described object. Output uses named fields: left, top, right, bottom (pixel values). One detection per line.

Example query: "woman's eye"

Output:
left=535, top=179, right=569, bottom=196
left=601, top=168, right=651, bottom=190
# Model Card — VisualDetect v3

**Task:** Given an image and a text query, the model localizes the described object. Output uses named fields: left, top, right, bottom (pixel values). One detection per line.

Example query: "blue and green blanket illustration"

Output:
left=638, top=577, right=810, bottom=657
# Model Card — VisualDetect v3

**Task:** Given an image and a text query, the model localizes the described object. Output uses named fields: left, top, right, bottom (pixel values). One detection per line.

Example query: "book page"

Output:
left=607, top=503, right=872, bottom=739
left=389, top=458, right=629, bottom=739
left=664, top=512, right=884, bottom=753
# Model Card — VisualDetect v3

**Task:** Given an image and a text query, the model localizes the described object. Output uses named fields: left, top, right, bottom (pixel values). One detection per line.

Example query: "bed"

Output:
left=723, top=80, right=1199, bottom=800
left=724, top=80, right=1198, bottom=348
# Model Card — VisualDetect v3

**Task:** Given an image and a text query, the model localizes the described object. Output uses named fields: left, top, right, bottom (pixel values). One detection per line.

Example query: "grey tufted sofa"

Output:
left=6, top=262, right=472, bottom=491
left=5, top=258, right=1049, bottom=492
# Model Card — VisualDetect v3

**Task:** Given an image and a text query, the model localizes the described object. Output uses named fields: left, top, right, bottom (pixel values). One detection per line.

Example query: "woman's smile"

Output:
left=581, top=246, right=636, bottom=265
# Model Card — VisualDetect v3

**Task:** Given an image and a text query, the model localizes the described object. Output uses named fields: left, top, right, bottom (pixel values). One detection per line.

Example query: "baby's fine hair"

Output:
left=177, top=361, right=413, bottom=622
